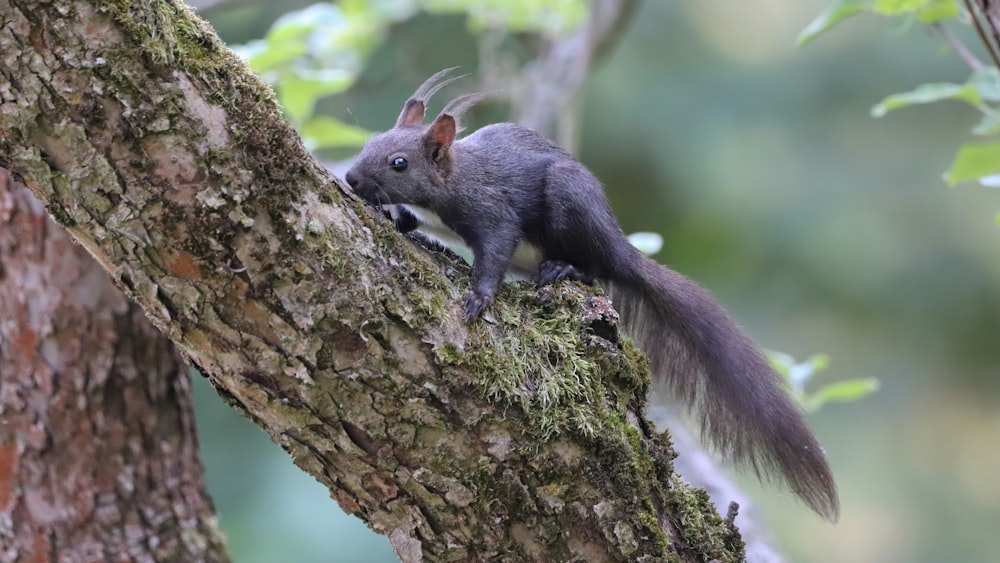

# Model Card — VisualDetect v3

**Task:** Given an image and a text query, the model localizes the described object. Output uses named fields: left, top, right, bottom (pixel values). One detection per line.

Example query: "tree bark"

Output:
left=0, top=1, right=745, bottom=561
left=0, top=171, right=229, bottom=561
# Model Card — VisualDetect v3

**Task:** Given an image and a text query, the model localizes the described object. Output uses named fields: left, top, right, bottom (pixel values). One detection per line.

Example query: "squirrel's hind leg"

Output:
left=536, top=260, right=596, bottom=286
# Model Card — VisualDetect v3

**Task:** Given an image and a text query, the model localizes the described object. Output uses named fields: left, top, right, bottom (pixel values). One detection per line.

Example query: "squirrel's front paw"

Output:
left=463, top=291, right=493, bottom=321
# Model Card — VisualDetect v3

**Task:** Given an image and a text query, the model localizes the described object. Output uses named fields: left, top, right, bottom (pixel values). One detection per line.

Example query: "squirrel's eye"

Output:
left=390, top=156, right=408, bottom=172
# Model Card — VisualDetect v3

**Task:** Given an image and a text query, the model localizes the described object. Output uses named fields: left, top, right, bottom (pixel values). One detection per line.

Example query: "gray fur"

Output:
left=344, top=72, right=840, bottom=521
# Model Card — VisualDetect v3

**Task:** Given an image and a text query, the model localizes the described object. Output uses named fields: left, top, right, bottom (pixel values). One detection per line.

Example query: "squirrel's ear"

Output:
left=426, top=114, right=456, bottom=161
left=396, top=99, right=426, bottom=127
left=396, top=68, right=463, bottom=127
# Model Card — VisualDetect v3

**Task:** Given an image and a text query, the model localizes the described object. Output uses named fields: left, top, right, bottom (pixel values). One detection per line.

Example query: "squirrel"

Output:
left=344, top=68, right=839, bottom=521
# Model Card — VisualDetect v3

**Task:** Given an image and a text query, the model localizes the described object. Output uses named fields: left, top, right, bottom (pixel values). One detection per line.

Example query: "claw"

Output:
left=463, top=291, right=493, bottom=321
left=536, top=260, right=594, bottom=286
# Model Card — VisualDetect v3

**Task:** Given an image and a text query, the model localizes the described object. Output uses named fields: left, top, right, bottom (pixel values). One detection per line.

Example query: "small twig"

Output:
left=964, top=0, right=1000, bottom=69
left=649, top=405, right=787, bottom=563
left=933, top=23, right=984, bottom=70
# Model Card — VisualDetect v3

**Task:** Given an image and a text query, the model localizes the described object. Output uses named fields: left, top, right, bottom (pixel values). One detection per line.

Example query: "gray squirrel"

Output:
left=344, top=68, right=839, bottom=521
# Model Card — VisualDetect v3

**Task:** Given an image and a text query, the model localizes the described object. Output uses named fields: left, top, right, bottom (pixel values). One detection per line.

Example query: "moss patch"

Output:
left=447, top=280, right=646, bottom=441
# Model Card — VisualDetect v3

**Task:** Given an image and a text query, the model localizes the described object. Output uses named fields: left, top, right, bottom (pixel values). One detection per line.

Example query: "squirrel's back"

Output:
left=460, top=122, right=570, bottom=156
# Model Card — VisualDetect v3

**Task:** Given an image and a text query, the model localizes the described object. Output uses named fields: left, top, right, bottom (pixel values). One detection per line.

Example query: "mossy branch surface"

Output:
left=0, top=1, right=744, bottom=561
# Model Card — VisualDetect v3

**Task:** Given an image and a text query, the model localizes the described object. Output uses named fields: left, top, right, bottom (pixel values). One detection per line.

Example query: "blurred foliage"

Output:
left=419, top=0, right=587, bottom=35
left=770, top=351, right=880, bottom=412
left=803, top=0, right=1000, bottom=187
left=194, top=2, right=1000, bottom=563
left=230, top=2, right=389, bottom=150
left=231, top=0, right=586, bottom=150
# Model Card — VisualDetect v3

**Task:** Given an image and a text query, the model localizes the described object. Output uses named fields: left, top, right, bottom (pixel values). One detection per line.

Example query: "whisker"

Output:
left=345, top=107, right=360, bottom=127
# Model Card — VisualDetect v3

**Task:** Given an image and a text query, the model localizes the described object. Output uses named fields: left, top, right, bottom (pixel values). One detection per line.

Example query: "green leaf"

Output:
left=767, top=351, right=832, bottom=401
left=267, top=4, right=344, bottom=43
left=276, top=70, right=353, bottom=124
left=242, top=40, right=308, bottom=74
left=916, top=0, right=959, bottom=22
left=422, top=0, right=588, bottom=36
left=797, top=0, right=871, bottom=47
left=874, top=0, right=930, bottom=14
left=945, top=142, right=1000, bottom=184
left=871, top=82, right=981, bottom=117
left=300, top=116, right=371, bottom=150
left=803, top=378, right=880, bottom=411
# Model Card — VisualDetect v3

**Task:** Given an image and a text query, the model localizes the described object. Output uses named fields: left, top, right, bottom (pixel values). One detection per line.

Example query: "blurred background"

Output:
left=191, top=1, right=1000, bottom=561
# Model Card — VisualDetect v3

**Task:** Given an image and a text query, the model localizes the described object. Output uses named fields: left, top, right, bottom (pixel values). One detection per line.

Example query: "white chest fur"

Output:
left=393, top=204, right=542, bottom=277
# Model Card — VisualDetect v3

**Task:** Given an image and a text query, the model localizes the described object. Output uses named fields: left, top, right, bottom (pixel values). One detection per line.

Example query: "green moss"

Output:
left=662, top=479, right=746, bottom=562
left=413, top=280, right=684, bottom=557
left=102, top=0, right=317, bottom=234
left=445, top=281, right=647, bottom=442
left=404, top=273, right=744, bottom=560
left=103, top=0, right=217, bottom=65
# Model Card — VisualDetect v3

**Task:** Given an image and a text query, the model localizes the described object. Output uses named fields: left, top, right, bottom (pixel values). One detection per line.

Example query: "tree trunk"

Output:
left=0, top=171, right=230, bottom=561
left=0, top=1, right=745, bottom=561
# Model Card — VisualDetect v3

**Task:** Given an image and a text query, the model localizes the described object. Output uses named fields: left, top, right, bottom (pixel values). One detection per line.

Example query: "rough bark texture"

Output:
left=0, top=172, right=230, bottom=561
left=0, top=1, right=745, bottom=561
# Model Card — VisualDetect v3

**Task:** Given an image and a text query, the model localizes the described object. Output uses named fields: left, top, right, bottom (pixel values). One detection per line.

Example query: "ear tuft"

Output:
left=437, top=92, right=490, bottom=132
left=394, top=68, right=465, bottom=128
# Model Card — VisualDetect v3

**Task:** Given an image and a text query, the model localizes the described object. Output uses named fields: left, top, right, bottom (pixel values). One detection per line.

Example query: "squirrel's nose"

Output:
left=344, top=170, right=359, bottom=189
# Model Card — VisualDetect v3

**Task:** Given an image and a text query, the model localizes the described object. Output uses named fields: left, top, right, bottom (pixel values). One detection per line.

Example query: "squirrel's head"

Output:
left=345, top=68, right=485, bottom=207
left=344, top=114, right=457, bottom=207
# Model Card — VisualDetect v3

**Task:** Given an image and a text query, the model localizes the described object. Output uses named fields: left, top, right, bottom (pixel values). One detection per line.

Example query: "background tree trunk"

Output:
left=0, top=1, right=744, bottom=560
left=0, top=171, right=230, bottom=562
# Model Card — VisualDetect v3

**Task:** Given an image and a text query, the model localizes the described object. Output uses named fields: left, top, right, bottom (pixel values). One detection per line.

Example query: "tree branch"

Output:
left=0, top=0, right=745, bottom=561
left=481, top=0, right=638, bottom=149
left=965, top=0, right=1000, bottom=69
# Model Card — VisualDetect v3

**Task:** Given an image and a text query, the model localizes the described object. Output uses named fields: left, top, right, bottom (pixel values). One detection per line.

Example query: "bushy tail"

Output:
left=607, top=254, right=839, bottom=521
